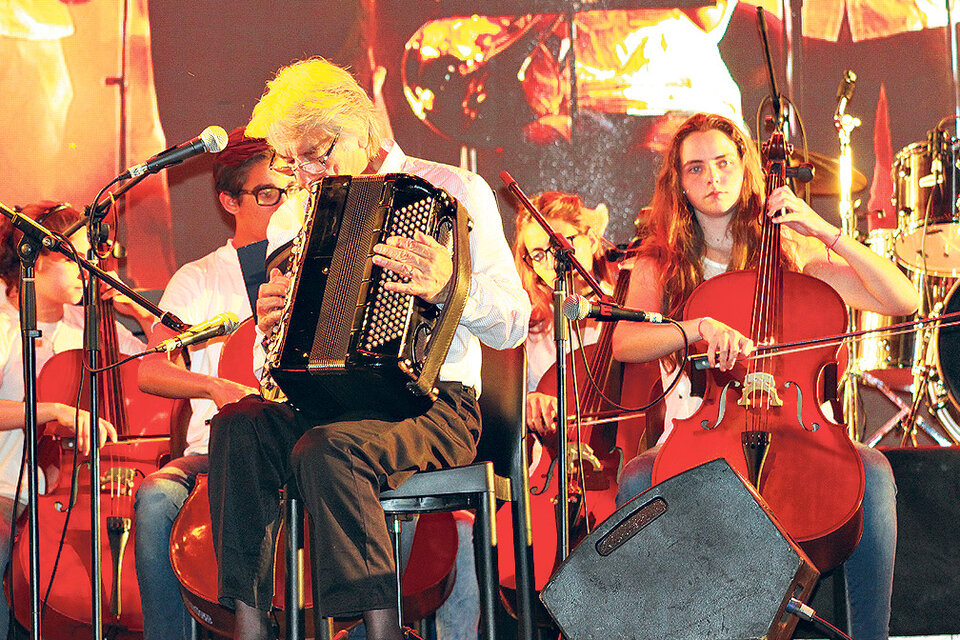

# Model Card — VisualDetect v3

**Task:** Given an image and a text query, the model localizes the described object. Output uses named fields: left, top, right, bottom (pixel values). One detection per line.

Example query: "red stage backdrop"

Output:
left=2, top=0, right=957, bottom=286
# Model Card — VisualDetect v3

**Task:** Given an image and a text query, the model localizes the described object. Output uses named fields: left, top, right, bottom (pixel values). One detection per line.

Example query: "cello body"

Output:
left=653, top=270, right=864, bottom=570
left=9, top=330, right=185, bottom=638
left=9, top=436, right=170, bottom=639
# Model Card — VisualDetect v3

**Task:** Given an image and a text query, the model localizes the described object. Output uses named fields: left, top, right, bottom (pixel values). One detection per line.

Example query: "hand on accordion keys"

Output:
left=372, top=230, right=453, bottom=304
left=256, top=268, right=292, bottom=335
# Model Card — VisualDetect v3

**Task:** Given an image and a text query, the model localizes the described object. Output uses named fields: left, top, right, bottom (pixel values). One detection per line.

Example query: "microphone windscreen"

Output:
left=222, top=312, right=241, bottom=333
left=561, top=294, right=589, bottom=321
left=201, top=126, right=229, bottom=153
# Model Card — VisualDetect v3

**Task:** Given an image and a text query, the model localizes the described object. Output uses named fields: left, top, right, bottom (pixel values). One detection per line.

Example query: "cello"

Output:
left=9, top=291, right=187, bottom=638
left=169, top=319, right=460, bottom=637
left=496, top=253, right=660, bottom=604
left=651, top=131, right=865, bottom=572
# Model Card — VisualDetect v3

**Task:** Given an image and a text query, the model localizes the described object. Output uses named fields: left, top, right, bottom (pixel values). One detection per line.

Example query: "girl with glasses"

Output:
left=513, top=191, right=618, bottom=436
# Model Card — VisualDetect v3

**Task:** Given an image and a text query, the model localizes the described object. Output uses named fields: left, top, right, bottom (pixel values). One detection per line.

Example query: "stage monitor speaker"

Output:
left=885, top=446, right=960, bottom=636
left=539, top=459, right=820, bottom=640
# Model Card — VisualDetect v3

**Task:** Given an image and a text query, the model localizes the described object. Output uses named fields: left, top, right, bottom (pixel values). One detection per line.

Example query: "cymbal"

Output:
left=787, top=149, right=868, bottom=196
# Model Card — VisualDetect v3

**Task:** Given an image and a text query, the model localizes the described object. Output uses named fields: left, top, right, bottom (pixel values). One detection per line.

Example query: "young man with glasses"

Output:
left=207, top=57, right=530, bottom=640
left=133, top=127, right=292, bottom=640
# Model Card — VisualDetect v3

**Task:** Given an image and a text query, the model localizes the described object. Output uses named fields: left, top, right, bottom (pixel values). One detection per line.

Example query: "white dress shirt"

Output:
left=258, top=140, right=530, bottom=394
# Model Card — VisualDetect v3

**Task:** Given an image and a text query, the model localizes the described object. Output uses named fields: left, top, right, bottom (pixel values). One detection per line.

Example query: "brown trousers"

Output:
left=208, top=382, right=480, bottom=619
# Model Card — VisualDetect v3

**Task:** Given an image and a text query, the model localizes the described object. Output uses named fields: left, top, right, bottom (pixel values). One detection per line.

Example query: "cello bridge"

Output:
left=737, top=372, right=783, bottom=407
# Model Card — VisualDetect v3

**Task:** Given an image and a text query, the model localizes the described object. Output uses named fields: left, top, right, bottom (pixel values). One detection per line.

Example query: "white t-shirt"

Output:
left=658, top=255, right=728, bottom=443
left=0, top=304, right=144, bottom=502
left=156, top=241, right=251, bottom=456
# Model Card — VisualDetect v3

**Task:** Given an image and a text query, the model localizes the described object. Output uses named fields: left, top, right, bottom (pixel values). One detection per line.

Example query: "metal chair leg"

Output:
left=474, top=491, right=499, bottom=640
left=188, top=615, right=201, bottom=640
left=284, top=488, right=305, bottom=640
left=511, top=497, right=538, bottom=640
left=390, top=514, right=405, bottom=627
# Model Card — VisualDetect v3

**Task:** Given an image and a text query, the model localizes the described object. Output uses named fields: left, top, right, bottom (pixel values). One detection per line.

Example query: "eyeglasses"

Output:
left=524, top=235, right=580, bottom=266
left=269, top=127, right=342, bottom=177
left=36, top=203, right=71, bottom=225
left=236, top=185, right=291, bottom=207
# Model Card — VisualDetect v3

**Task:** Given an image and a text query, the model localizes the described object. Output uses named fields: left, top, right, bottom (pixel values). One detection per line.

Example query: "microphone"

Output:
left=561, top=294, right=664, bottom=323
left=835, top=70, right=856, bottom=119
left=121, top=126, right=228, bottom=179
left=153, top=312, right=241, bottom=353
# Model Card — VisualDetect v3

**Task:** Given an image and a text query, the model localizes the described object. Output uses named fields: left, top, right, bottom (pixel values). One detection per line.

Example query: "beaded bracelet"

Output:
left=826, top=230, right=842, bottom=263
left=697, top=316, right=710, bottom=340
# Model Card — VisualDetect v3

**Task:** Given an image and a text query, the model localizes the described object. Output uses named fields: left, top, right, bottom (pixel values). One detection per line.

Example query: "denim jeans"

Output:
left=616, top=442, right=896, bottom=640
left=0, top=496, right=19, bottom=640
left=134, top=454, right=209, bottom=640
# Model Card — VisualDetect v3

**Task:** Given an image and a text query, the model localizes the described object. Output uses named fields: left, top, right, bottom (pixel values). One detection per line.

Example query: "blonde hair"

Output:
left=246, top=58, right=385, bottom=162
left=513, top=191, right=616, bottom=332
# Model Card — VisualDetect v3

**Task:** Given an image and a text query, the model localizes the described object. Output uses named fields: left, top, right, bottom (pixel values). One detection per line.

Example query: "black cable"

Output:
left=571, top=318, right=689, bottom=414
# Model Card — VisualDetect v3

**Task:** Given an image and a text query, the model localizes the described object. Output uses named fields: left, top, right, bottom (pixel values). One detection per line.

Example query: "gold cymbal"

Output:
left=787, top=149, right=868, bottom=196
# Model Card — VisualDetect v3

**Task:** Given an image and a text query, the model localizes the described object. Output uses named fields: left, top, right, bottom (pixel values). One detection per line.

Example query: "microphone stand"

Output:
left=14, top=221, right=46, bottom=640
left=501, top=172, right=611, bottom=561
left=85, top=215, right=105, bottom=640
left=834, top=73, right=862, bottom=440
left=0, top=201, right=186, bottom=640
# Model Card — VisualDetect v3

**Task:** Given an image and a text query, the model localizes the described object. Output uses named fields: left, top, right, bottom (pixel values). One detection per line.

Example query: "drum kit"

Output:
left=850, top=119, right=960, bottom=446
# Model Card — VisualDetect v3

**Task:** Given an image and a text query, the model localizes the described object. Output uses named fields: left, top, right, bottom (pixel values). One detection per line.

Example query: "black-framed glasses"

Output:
left=236, top=185, right=291, bottom=207
left=524, top=235, right=580, bottom=266
left=35, top=203, right=71, bottom=225
left=269, top=126, right=343, bottom=177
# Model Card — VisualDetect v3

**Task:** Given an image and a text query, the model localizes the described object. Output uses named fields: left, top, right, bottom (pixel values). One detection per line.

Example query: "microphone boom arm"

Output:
left=0, top=202, right=188, bottom=332
left=500, top=171, right=614, bottom=305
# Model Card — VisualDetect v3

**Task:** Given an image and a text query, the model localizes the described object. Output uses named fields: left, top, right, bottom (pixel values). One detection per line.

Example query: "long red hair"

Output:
left=636, top=113, right=802, bottom=368
left=638, top=113, right=795, bottom=318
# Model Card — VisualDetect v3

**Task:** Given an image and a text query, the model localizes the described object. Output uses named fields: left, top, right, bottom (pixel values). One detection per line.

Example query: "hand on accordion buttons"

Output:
left=256, top=268, right=292, bottom=335
left=372, top=231, right=453, bottom=304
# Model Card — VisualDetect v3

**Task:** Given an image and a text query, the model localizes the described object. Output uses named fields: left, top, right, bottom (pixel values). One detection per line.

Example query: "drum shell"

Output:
left=930, top=279, right=960, bottom=441
left=893, top=137, right=960, bottom=276
left=856, top=230, right=920, bottom=386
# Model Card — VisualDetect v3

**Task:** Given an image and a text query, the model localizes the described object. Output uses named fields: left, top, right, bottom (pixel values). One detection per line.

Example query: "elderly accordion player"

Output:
left=261, top=173, right=471, bottom=415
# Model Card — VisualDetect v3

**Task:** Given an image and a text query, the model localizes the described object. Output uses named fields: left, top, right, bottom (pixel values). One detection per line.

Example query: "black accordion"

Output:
left=262, top=173, right=471, bottom=416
